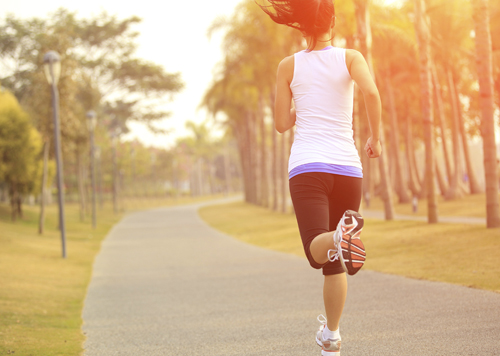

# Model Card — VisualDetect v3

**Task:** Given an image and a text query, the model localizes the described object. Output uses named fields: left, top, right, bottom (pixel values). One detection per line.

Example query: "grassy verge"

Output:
left=0, top=194, right=224, bottom=356
left=366, top=193, right=496, bottom=218
left=199, top=201, right=500, bottom=293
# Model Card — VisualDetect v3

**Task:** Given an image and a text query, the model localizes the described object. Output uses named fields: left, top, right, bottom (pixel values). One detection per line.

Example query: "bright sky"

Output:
left=3, top=0, right=403, bottom=148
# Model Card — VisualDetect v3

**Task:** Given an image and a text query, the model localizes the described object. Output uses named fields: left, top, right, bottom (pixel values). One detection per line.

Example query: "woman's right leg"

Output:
left=322, top=175, right=363, bottom=331
left=323, top=273, right=347, bottom=331
left=289, top=172, right=334, bottom=270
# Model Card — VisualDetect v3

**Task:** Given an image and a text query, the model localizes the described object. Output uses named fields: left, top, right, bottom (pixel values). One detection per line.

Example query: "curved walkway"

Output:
left=83, top=199, right=500, bottom=355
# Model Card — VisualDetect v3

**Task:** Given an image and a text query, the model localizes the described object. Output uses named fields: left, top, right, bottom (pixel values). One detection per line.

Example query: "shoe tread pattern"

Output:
left=339, top=210, right=365, bottom=276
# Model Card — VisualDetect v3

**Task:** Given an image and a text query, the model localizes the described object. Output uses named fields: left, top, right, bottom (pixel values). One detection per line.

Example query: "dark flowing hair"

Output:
left=257, top=0, right=335, bottom=51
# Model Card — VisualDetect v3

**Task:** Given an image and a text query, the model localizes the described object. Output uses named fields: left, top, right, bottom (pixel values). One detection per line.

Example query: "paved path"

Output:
left=83, top=200, right=500, bottom=355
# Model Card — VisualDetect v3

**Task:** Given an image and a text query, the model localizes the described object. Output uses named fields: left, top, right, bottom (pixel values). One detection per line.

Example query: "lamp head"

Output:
left=43, top=51, right=61, bottom=85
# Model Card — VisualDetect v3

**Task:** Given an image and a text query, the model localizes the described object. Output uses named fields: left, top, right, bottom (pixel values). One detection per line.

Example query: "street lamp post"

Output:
left=131, top=145, right=136, bottom=197
left=111, top=131, right=119, bottom=213
left=43, top=51, right=66, bottom=258
left=151, top=151, right=156, bottom=195
left=86, top=110, right=97, bottom=229
left=94, top=146, right=103, bottom=209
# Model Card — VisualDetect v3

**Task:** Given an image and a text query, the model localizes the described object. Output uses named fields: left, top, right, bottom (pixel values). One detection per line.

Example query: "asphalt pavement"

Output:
left=83, top=199, right=500, bottom=355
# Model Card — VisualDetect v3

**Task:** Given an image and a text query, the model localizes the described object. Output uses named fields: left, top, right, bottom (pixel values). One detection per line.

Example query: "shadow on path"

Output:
left=83, top=199, right=500, bottom=355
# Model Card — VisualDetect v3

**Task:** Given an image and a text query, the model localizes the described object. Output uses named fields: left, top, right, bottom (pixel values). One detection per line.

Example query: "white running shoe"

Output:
left=327, top=210, right=366, bottom=276
left=315, top=315, right=341, bottom=355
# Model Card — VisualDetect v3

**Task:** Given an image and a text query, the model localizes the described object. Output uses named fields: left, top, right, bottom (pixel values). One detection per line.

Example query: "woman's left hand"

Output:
left=364, top=137, right=381, bottom=158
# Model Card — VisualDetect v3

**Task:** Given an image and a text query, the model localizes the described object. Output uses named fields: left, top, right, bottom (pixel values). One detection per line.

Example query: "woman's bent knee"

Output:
left=306, top=253, right=326, bottom=270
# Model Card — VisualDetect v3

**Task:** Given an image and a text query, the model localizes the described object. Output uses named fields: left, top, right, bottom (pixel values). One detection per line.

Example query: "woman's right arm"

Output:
left=275, top=55, right=295, bottom=133
left=346, top=49, right=382, bottom=158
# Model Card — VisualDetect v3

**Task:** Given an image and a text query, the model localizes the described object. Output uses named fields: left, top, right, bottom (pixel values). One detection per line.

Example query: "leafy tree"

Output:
left=0, top=88, right=43, bottom=220
left=0, top=9, right=184, bottom=226
left=203, top=0, right=301, bottom=207
left=0, top=9, right=184, bottom=137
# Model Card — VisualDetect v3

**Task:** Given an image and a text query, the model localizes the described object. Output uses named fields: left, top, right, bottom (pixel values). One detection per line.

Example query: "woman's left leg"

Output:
left=322, top=175, right=363, bottom=331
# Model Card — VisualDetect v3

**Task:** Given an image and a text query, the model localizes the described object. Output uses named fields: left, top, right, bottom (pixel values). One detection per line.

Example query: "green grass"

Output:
left=366, top=193, right=494, bottom=218
left=0, top=194, right=225, bottom=356
left=199, top=201, right=500, bottom=293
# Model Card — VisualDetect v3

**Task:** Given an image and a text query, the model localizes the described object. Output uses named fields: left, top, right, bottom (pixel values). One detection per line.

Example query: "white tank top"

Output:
left=288, top=47, right=362, bottom=173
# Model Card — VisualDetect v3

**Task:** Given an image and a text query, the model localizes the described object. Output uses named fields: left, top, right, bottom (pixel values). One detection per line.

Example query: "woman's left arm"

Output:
left=275, top=55, right=295, bottom=133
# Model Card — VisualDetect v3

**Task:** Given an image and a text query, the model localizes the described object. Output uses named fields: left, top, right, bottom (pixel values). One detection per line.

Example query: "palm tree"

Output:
left=384, top=75, right=411, bottom=203
left=354, top=0, right=395, bottom=220
left=452, top=70, right=483, bottom=194
left=445, top=68, right=466, bottom=200
left=413, top=0, right=438, bottom=223
left=429, top=0, right=483, bottom=197
left=370, top=6, right=417, bottom=204
left=471, top=0, right=500, bottom=228
left=431, top=65, right=452, bottom=192
left=203, top=0, right=302, bottom=207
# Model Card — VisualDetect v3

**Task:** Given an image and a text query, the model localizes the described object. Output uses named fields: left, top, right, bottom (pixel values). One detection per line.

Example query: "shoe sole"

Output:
left=316, top=336, right=341, bottom=354
left=337, top=210, right=365, bottom=276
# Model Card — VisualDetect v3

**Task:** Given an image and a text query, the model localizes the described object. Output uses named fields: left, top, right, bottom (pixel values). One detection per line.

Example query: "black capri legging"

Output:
left=289, top=172, right=363, bottom=276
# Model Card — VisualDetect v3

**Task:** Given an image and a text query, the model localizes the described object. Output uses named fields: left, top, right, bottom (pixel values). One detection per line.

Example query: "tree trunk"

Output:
left=10, top=183, right=18, bottom=222
left=76, top=146, right=86, bottom=221
left=269, top=90, right=279, bottom=211
left=472, top=0, right=500, bottom=228
left=234, top=122, right=250, bottom=202
left=258, top=94, right=269, bottom=207
left=414, top=0, right=438, bottom=223
left=435, top=158, right=448, bottom=196
left=196, top=159, right=203, bottom=196
left=280, top=131, right=287, bottom=213
left=378, top=134, right=395, bottom=220
left=453, top=74, right=483, bottom=194
left=385, top=76, right=411, bottom=203
left=238, top=112, right=258, bottom=204
left=405, top=115, right=422, bottom=196
left=38, top=140, right=49, bottom=234
left=288, top=127, right=295, bottom=214
left=112, top=140, right=118, bottom=213
left=355, top=0, right=394, bottom=219
left=224, top=144, right=232, bottom=194
left=271, top=110, right=279, bottom=211
left=17, top=195, right=22, bottom=218
left=354, top=2, right=373, bottom=208
left=249, top=112, right=259, bottom=204
left=97, top=152, right=103, bottom=208
left=359, top=87, right=373, bottom=207
left=432, top=65, right=453, bottom=185
left=353, top=85, right=365, bottom=214
left=445, top=69, right=465, bottom=200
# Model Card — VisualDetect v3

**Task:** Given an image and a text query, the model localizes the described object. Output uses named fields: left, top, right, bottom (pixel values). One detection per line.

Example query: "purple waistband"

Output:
left=289, top=162, right=363, bottom=180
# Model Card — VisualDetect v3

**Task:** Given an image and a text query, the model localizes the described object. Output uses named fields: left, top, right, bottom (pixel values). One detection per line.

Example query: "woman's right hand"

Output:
left=364, top=137, right=382, bottom=158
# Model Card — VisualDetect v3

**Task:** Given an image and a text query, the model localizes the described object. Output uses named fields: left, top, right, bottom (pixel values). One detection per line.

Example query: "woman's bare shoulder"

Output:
left=278, top=55, right=294, bottom=70
left=345, top=49, right=363, bottom=65
left=345, top=49, right=364, bottom=75
left=277, top=55, right=295, bottom=83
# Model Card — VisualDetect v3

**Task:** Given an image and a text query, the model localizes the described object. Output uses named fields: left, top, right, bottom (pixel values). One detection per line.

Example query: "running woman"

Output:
left=258, top=0, right=382, bottom=354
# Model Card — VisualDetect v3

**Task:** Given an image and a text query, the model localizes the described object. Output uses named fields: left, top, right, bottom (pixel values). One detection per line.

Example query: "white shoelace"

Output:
left=317, top=314, right=328, bottom=325
left=327, top=230, right=341, bottom=262
left=327, top=248, right=340, bottom=262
